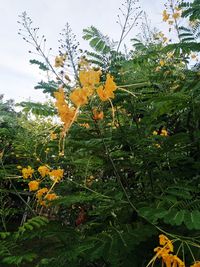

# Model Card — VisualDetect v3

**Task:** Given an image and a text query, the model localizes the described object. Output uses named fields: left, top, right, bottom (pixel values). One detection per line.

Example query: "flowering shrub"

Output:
left=1, top=0, right=200, bottom=266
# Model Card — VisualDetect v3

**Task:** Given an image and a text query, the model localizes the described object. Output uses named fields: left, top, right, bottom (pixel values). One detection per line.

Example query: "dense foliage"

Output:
left=1, top=0, right=200, bottom=266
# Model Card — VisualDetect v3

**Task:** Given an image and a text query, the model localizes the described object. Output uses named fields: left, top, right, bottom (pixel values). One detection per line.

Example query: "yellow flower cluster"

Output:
left=49, top=169, right=64, bottom=183
left=97, top=74, right=117, bottom=101
left=162, top=10, right=170, bottom=22
left=22, top=166, right=34, bottom=179
left=79, top=123, right=90, bottom=128
left=85, top=175, right=95, bottom=187
left=191, top=262, right=200, bottom=267
left=54, top=88, right=77, bottom=134
left=54, top=59, right=117, bottom=135
left=162, top=8, right=181, bottom=24
left=36, top=187, right=48, bottom=199
left=20, top=165, right=63, bottom=206
left=69, top=66, right=102, bottom=107
left=36, top=188, right=58, bottom=207
left=54, top=54, right=66, bottom=68
left=50, top=131, right=57, bottom=140
left=153, top=235, right=185, bottom=267
left=45, top=193, right=58, bottom=201
left=28, top=180, right=40, bottom=191
left=93, top=109, right=104, bottom=120
left=154, top=32, right=168, bottom=44
left=153, top=129, right=168, bottom=137
left=38, top=165, right=50, bottom=178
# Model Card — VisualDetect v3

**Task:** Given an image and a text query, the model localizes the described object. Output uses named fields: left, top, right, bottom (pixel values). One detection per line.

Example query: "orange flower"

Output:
left=93, top=109, right=104, bottom=120
left=191, top=262, right=200, bottom=267
left=79, top=123, right=90, bottom=128
left=45, top=193, right=58, bottom=201
left=36, top=188, right=48, bottom=199
left=54, top=88, right=77, bottom=133
left=38, top=165, right=50, bottom=178
left=79, top=69, right=101, bottom=88
left=97, top=74, right=117, bottom=101
left=49, top=169, right=64, bottom=182
left=70, top=87, right=88, bottom=107
left=97, top=85, right=114, bottom=101
left=28, top=180, right=39, bottom=191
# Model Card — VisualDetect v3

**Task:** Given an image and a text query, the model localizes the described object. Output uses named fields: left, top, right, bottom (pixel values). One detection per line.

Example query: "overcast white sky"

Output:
left=0, top=0, right=167, bottom=103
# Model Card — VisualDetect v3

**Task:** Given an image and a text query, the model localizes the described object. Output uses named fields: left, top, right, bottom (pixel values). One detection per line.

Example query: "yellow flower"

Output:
left=168, top=20, right=174, bottom=25
left=79, top=69, right=101, bottom=88
left=97, top=74, right=117, bottom=101
left=54, top=88, right=77, bottom=133
left=97, top=85, right=114, bottom=101
left=45, top=193, right=58, bottom=201
left=93, top=109, right=104, bottom=120
left=49, top=169, right=64, bottom=182
left=50, top=131, right=57, bottom=140
left=172, top=12, right=181, bottom=19
left=70, top=87, right=88, bottom=107
left=38, top=165, right=50, bottom=178
left=36, top=187, right=48, bottom=199
left=160, top=129, right=168, bottom=136
left=79, top=123, right=90, bottom=128
left=173, top=255, right=185, bottom=267
left=162, top=10, right=170, bottom=22
left=39, top=200, right=47, bottom=207
left=86, top=175, right=95, bottom=187
left=159, top=59, right=165, bottom=67
left=22, top=166, right=34, bottom=179
left=163, top=37, right=168, bottom=43
left=191, top=262, right=200, bottom=267
left=28, top=180, right=39, bottom=191
left=54, top=56, right=64, bottom=68
left=153, top=129, right=168, bottom=137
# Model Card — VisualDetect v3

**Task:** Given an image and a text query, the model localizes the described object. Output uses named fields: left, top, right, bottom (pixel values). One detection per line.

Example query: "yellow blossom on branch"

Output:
left=54, top=56, right=63, bottom=68
left=162, top=10, right=170, bottom=22
left=50, top=131, right=57, bottom=140
left=160, top=129, right=168, bottom=136
left=70, top=87, right=88, bottom=107
left=93, top=109, right=104, bottom=120
left=79, top=69, right=101, bottom=88
left=49, top=169, right=64, bottom=182
left=149, top=235, right=185, bottom=267
left=22, top=166, right=34, bottom=179
left=45, top=193, right=58, bottom=201
left=38, top=165, right=50, bottom=178
left=54, top=88, right=77, bottom=134
left=172, top=12, right=181, bottom=19
left=97, top=74, right=117, bottom=101
left=54, top=55, right=66, bottom=68
left=36, top=187, right=48, bottom=199
left=79, top=123, right=90, bottom=128
left=28, top=180, right=40, bottom=191
left=159, top=59, right=165, bottom=67
left=191, top=262, right=200, bottom=267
